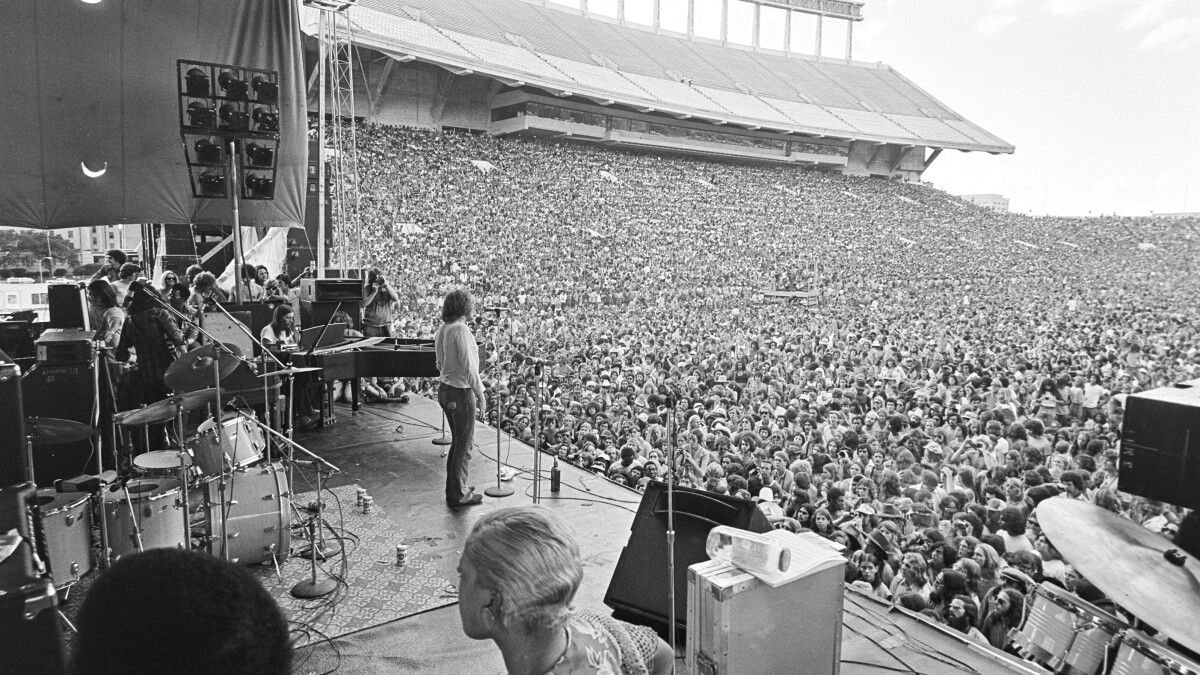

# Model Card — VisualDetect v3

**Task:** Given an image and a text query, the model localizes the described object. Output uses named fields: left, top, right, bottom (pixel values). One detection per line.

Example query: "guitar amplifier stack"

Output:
left=299, top=278, right=362, bottom=331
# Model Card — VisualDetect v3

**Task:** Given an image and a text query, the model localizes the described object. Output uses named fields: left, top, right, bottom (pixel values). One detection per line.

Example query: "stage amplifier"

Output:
left=1120, top=378, right=1200, bottom=510
left=300, top=278, right=362, bottom=302
left=35, top=328, right=94, bottom=365
left=0, top=360, right=26, bottom=486
left=48, top=282, right=90, bottom=330
left=22, top=362, right=98, bottom=484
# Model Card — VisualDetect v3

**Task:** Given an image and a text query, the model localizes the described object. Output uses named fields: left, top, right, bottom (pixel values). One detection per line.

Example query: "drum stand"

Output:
left=233, top=413, right=341, bottom=598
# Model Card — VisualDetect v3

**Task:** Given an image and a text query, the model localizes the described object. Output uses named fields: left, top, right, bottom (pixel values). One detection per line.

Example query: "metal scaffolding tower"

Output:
left=311, top=0, right=362, bottom=277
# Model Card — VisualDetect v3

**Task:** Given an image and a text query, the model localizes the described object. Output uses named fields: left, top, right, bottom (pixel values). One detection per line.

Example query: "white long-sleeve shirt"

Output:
left=434, top=320, right=483, bottom=399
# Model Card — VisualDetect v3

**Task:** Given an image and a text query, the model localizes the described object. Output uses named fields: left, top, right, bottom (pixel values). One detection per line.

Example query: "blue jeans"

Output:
left=438, top=383, right=475, bottom=503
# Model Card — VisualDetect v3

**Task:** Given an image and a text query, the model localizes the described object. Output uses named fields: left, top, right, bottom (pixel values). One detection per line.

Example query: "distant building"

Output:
left=961, top=194, right=1010, bottom=212
left=0, top=279, right=49, bottom=319
left=60, top=225, right=143, bottom=265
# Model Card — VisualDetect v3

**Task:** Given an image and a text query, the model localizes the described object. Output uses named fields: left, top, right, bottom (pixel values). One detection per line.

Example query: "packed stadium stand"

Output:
left=300, top=0, right=1012, bottom=179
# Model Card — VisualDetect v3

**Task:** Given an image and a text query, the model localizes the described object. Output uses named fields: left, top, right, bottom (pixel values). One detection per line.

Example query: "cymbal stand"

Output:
left=433, top=412, right=452, bottom=447
left=531, top=359, right=544, bottom=504
left=174, top=399, right=191, bottom=551
left=231, top=412, right=341, bottom=598
left=121, top=479, right=145, bottom=554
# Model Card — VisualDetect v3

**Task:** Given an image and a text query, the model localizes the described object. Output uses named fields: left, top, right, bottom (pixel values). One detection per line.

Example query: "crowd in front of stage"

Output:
left=345, top=123, right=1199, bottom=647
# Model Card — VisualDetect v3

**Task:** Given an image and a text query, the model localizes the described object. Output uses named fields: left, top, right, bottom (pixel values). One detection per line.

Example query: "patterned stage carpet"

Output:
left=251, top=483, right=460, bottom=647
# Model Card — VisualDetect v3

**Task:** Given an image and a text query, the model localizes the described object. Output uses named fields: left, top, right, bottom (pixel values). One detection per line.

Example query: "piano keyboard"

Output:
left=308, top=337, right=388, bottom=355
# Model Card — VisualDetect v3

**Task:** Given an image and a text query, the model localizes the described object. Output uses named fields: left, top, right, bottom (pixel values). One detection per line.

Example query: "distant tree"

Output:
left=10, top=268, right=28, bottom=278
left=74, top=263, right=103, bottom=278
left=54, top=268, right=69, bottom=277
left=0, top=230, right=80, bottom=270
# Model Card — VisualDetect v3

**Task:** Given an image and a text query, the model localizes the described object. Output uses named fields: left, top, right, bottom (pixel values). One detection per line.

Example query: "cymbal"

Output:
left=25, top=417, right=97, bottom=446
left=115, top=389, right=219, bottom=426
left=165, top=343, right=242, bottom=392
left=258, top=366, right=322, bottom=380
left=1037, top=497, right=1200, bottom=653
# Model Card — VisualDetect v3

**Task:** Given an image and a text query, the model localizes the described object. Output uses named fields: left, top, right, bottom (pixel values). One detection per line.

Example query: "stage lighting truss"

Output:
left=177, top=60, right=280, bottom=200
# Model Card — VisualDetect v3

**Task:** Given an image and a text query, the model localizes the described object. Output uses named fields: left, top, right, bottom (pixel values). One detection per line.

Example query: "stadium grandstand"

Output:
left=299, top=0, right=1012, bottom=179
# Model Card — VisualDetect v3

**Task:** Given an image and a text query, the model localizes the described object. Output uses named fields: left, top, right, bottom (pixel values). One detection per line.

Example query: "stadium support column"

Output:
left=720, top=0, right=728, bottom=42
left=752, top=3, right=760, bottom=48
left=653, top=0, right=660, bottom=30
left=617, top=0, right=625, bottom=24
left=784, top=10, right=792, bottom=52
left=687, top=0, right=694, bottom=37
left=815, top=14, right=823, bottom=57
left=845, top=19, right=853, bottom=60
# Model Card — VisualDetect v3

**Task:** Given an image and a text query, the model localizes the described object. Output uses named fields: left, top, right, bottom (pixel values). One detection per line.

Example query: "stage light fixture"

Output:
left=194, top=139, right=223, bottom=165
left=185, top=67, right=210, bottom=97
left=245, top=143, right=275, bottom=168
left=252, top=75, right=278, bottom=105
left=219, top=103, right=249, bottom=131
left=252, top=106, right=279, bottom=133
left=218, top=70, right=248, bottom=100
left=199, top=170, right=226, bottom=196
left=245, top=174, right=275, bottom=198
left=186, top=101, right=215, bottom=128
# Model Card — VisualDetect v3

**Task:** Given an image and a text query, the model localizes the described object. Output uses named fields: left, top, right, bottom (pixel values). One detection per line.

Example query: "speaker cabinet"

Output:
left=21, top=362, right=99, bottom=485
left=604, top=482, right=771, bottom=642
left=300, top=300, right=360, bottom=332
left=1120, top=378, right=1200, bottom=510
left=48, top=283, right=90, bottom=330
left=0, top=363, right=26, bottom=486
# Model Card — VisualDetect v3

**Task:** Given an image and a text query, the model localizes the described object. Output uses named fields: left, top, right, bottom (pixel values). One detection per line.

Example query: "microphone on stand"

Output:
left=483, top=305, right=510, bottom=314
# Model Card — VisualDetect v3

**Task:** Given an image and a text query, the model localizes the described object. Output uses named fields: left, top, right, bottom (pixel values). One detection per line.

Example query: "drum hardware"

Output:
left=1113, top=629, right=1200, bottom=675
left=1009, top=581, right=1127, bottom=675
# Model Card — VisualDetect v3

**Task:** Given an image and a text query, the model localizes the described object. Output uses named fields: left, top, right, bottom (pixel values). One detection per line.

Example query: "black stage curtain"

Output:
left=0, top=0, right=306, bottom=230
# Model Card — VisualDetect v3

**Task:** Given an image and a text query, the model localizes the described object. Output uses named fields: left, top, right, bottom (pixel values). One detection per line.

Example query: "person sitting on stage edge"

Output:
left=458, top=505, right=674, bottom=674
left=72, top=548, right=291, bottom=675
left=436, top=289, right=485, bottom=507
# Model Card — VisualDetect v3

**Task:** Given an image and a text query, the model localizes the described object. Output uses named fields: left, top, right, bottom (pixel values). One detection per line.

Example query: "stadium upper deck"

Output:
left=300, top=0, right=1012, bottom=175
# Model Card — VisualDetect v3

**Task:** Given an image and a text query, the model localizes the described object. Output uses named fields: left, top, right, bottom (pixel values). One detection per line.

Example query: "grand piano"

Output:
left=287, top=337, right=484, bottom=424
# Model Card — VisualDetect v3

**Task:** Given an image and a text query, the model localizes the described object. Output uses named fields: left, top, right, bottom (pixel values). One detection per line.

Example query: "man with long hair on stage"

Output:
left=436, top=289, right=485, bottom=508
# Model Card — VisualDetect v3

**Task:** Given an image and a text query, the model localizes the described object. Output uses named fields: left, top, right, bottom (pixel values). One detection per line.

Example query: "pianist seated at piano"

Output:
left=260, top=304, right=297, bottom=350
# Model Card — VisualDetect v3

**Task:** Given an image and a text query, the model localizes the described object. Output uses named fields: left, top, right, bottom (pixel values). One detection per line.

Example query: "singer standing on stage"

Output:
left=436, top=289, right=485, bottom=508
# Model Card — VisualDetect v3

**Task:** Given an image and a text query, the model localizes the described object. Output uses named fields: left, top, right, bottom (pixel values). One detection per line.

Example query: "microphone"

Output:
left=483, top=305, right=509, bottom=314
left=108, top=476, right=129, bottom=493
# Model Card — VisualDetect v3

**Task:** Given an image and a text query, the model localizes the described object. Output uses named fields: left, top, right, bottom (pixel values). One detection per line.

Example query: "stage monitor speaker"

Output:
left=21, top=362, right=98, bottom=485
left=603, top=481, right=772, bottom=643
left=1120, top=379, right=1200, bottom=510
left=300, top=300, right=360, bottom=332
left=47, top=283, right=90, bottom=330
left=0, top=363, right=26, bottom=486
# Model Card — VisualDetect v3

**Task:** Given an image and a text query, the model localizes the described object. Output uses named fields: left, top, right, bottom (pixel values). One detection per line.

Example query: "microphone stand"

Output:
left=231, top=410, right=341, bottom=599
left=209, top=296, right=290, bottom=465
left=531, top=359, right=544, bottom=504
left=665, top=387, right=678, bottom=657
left=483, top=308, right=513, bottom=498
left=144, top=292, right=249, bottom=561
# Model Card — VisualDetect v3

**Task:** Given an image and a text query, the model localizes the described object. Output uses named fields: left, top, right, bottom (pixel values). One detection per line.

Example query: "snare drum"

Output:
left=32, top=490, right=93, bottom=585
left=190, top=413, right=265, bottom=476
left=1010, top=582, right=1127, bottom=675
left=133, top=450, right=193, bottom=480
left=200, top=462, right=291, bottom=566
left=103, top=478, right=186, bottom=561
left=1113, top=630, right=1200, bottom=675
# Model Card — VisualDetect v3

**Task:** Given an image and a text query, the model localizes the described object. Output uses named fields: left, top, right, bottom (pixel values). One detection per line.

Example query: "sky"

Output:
left=552, top=0, right=1200, bottom=216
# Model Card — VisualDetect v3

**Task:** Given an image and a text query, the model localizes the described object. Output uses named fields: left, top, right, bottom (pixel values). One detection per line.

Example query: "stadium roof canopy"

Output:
left=301, top=0, right=1012, bottom=155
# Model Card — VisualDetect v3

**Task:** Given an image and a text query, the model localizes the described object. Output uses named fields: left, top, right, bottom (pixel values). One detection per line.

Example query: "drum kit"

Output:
left=1006, top=497, right=1200, bottom=675
left=23, top=304, right=337, bottom=607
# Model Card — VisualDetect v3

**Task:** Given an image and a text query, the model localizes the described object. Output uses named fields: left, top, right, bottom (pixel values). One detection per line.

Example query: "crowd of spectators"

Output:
left=342, top=122, right=1199, bottom=646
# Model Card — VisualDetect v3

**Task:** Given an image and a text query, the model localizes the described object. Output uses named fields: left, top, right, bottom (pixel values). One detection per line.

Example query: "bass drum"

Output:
left=202, top=462, right=291, bottom=566
left=103, top=478, right=185, bottom=561
left=32, top=490, right=93, bottom=586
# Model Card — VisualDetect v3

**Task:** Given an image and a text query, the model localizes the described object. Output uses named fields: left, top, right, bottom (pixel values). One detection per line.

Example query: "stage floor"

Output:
left=288, top=395, right=640, bottom=673
left=284, top=397, right=1044, bottom=675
